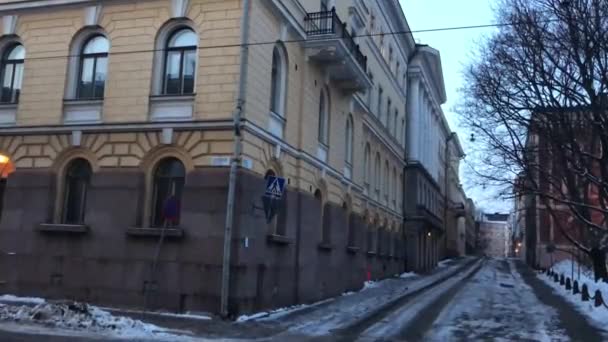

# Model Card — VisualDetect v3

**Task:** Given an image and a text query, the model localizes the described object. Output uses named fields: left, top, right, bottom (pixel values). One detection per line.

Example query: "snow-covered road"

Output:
left=2, top=258, right=603, bottom=341
left=422, top=259, right=570, bottom=341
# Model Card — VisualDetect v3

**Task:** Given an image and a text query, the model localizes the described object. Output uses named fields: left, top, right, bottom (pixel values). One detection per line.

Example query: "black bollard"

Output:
left=594, top=290, right=603, bottom=308
left=582, top=284, right=590, bottom=301
left=566, top=278, right=572, bottom=290
left=573, top=280, right=580, bottom=295
left=554, top=274, right=559, bottom=282
left=560, top=274, right=565, bottom=285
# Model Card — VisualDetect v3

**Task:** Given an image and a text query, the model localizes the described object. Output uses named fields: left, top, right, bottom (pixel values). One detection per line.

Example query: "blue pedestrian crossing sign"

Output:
left=265, top=176, right=286, bottom=199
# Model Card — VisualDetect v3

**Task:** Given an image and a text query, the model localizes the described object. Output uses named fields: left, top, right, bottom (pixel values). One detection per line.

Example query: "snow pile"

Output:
left=236, top=311, right=269, bottom=322
left=0, top=300, right=171, bottom=339
left=0, top=294, right=45, bottom=305
left=362, top=280, right=379, bottom=290
left=541, top=260, right=608, bottom=330
left=399, top=272, right=417, bottom=279
left=550, top=260, right=608, bottom=303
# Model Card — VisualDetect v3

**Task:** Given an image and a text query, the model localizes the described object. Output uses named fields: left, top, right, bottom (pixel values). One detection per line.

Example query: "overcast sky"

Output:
left=399, top=0, right=511, bottom=213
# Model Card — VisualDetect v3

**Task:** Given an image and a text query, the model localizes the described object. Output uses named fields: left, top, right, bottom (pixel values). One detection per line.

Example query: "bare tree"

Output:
left=459, top=0, right=608, bottom=280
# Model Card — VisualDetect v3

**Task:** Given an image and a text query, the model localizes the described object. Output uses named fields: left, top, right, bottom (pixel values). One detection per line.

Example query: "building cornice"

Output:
left=0, top=0, right=94, bottom=12
left=265, top=0, right=307, bottom=40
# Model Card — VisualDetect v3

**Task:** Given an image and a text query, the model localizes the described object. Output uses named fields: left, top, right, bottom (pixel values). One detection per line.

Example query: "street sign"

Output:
left=265, top=176, right=286, bottom=199
left=262, top=176, right=285, bottom=223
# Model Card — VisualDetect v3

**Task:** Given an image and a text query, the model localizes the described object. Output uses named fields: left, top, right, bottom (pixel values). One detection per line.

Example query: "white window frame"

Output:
left=269, top=42, right=288, bottom=138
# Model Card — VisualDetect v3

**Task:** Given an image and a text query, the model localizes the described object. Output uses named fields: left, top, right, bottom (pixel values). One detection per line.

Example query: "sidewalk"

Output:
left=514, top=260, right=607, bottom=341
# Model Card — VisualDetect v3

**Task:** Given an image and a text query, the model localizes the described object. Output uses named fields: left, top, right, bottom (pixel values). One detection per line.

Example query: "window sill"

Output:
left=37, top=223, right=89, bottom=234
left=63, top=98, right=104, bottom=105
left=346, top=246, right=360, bottom=254
left=63, top=99, right=103, bottom=124
left=366, top=251, right=377, bottom=258
left=267, top=234, right=292, bottom=245
left=317, top=242, right=333, bottom=251
left=126, top=227, right=184, bottom=238
left=149, top=94, right=195, bottom=122
left=149, top=94, right=196, bottom=100
left=0, top=103, right=17, bottom=126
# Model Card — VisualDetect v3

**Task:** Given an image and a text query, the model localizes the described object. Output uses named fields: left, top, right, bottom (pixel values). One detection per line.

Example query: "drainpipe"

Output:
left=220, top=0, right=251, bottom=319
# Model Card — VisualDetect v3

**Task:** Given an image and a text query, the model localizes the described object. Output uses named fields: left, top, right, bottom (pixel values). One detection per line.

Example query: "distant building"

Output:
left=478, top=213, right=511, bottom=257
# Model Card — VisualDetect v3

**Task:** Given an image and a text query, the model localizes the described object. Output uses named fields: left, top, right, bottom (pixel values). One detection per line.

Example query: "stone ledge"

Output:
left=37, top=223, right=89, bottom=234
left=126, top=227, right=184, bottom=239
left=266, top=234, right=293, bottom=245
left=366, top=251, right=377, bottom=257
left=317, top=242, right=334, bottom=251
left=346, top=246, right=360, bottom=254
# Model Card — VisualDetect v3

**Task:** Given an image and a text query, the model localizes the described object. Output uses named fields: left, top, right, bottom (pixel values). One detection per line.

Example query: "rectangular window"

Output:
left=94, top=57, right=107, bottom=99
left=1, top=64, right=14, bottom=103
left=78, top=58, right=95, bottom=98
left=182, top=50, right=196, bottom=94
left=164, top=51, right=182, bottom=95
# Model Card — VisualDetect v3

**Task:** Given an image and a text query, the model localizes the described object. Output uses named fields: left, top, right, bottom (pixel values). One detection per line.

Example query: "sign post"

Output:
left=262, top=176, right=286, bottom=224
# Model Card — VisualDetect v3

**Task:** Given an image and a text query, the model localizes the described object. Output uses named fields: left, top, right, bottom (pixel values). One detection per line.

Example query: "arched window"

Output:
left=374, top=153, right=381, bottom=200
left=315, top=189, right=330, bottom=244
left=344, top=114, right=354, bottom=179
left=376, top=87, right=383, bottom=118
left=265, top=169, right=287, bottom=235
left=363, top=144, right=371, bottom=193
left=401, top=118, right=406, bottom=147
left=392, top=167, right=397, bottom=208
left=77, top=35, right=108, bottom=99
left=366, top=225, right=374, bottom=253
left=269, top=43, right=288, bottom=138
left=318, top=87, right=330, bottom=146
left=163, top=28, right=197, bottom=95
left=62, top=158, right=92, bottom=224
left=384, top=161, right=389, bottom=203
left=385, top=98, right=391, bottom=127
left=393, top=109, right=398, bottom=137
left=0, top=44, right=24, bottom=103
left=0, top=155, right=15, bottom=221
left=151, top=157, right=185, bottom=227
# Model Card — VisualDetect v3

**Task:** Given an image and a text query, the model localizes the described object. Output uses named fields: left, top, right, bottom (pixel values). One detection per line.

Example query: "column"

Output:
left=407, top=79, right=420, bottom=160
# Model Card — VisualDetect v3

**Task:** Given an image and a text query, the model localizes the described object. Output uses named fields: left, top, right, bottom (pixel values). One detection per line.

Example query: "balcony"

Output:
left=304, top=9, right=371, bottom=92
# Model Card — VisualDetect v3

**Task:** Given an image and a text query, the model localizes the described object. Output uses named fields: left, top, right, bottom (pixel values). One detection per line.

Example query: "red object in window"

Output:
left=162, top=196, right=180, bottom=225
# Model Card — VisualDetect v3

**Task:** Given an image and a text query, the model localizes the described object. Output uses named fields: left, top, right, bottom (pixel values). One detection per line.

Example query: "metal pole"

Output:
left=220, top=0, right=250, bottom=319
left=145, top=220, right=168, bottom=309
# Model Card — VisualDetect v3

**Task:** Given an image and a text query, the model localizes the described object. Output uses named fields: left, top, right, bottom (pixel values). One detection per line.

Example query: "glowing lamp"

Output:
left=0, top=155, right=8, bottom=164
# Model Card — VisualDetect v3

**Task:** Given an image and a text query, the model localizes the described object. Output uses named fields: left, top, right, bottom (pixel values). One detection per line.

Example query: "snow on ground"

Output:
left=540, top=260, right=608, bottom=332
left=101, top=307, right=212, bottom=321
left=257, top=257, right=475, bottom=338
left=425, top=259, right=570, bottom=342
left=0, top=297, right=201, bottom=341
left=399, top=272, right=418, bottom=279
left=0, top=295, right=45, bottom=305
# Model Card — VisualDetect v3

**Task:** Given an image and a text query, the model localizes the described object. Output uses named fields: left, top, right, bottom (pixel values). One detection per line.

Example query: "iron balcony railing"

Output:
left=304, top=8, right=368, bottom=73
